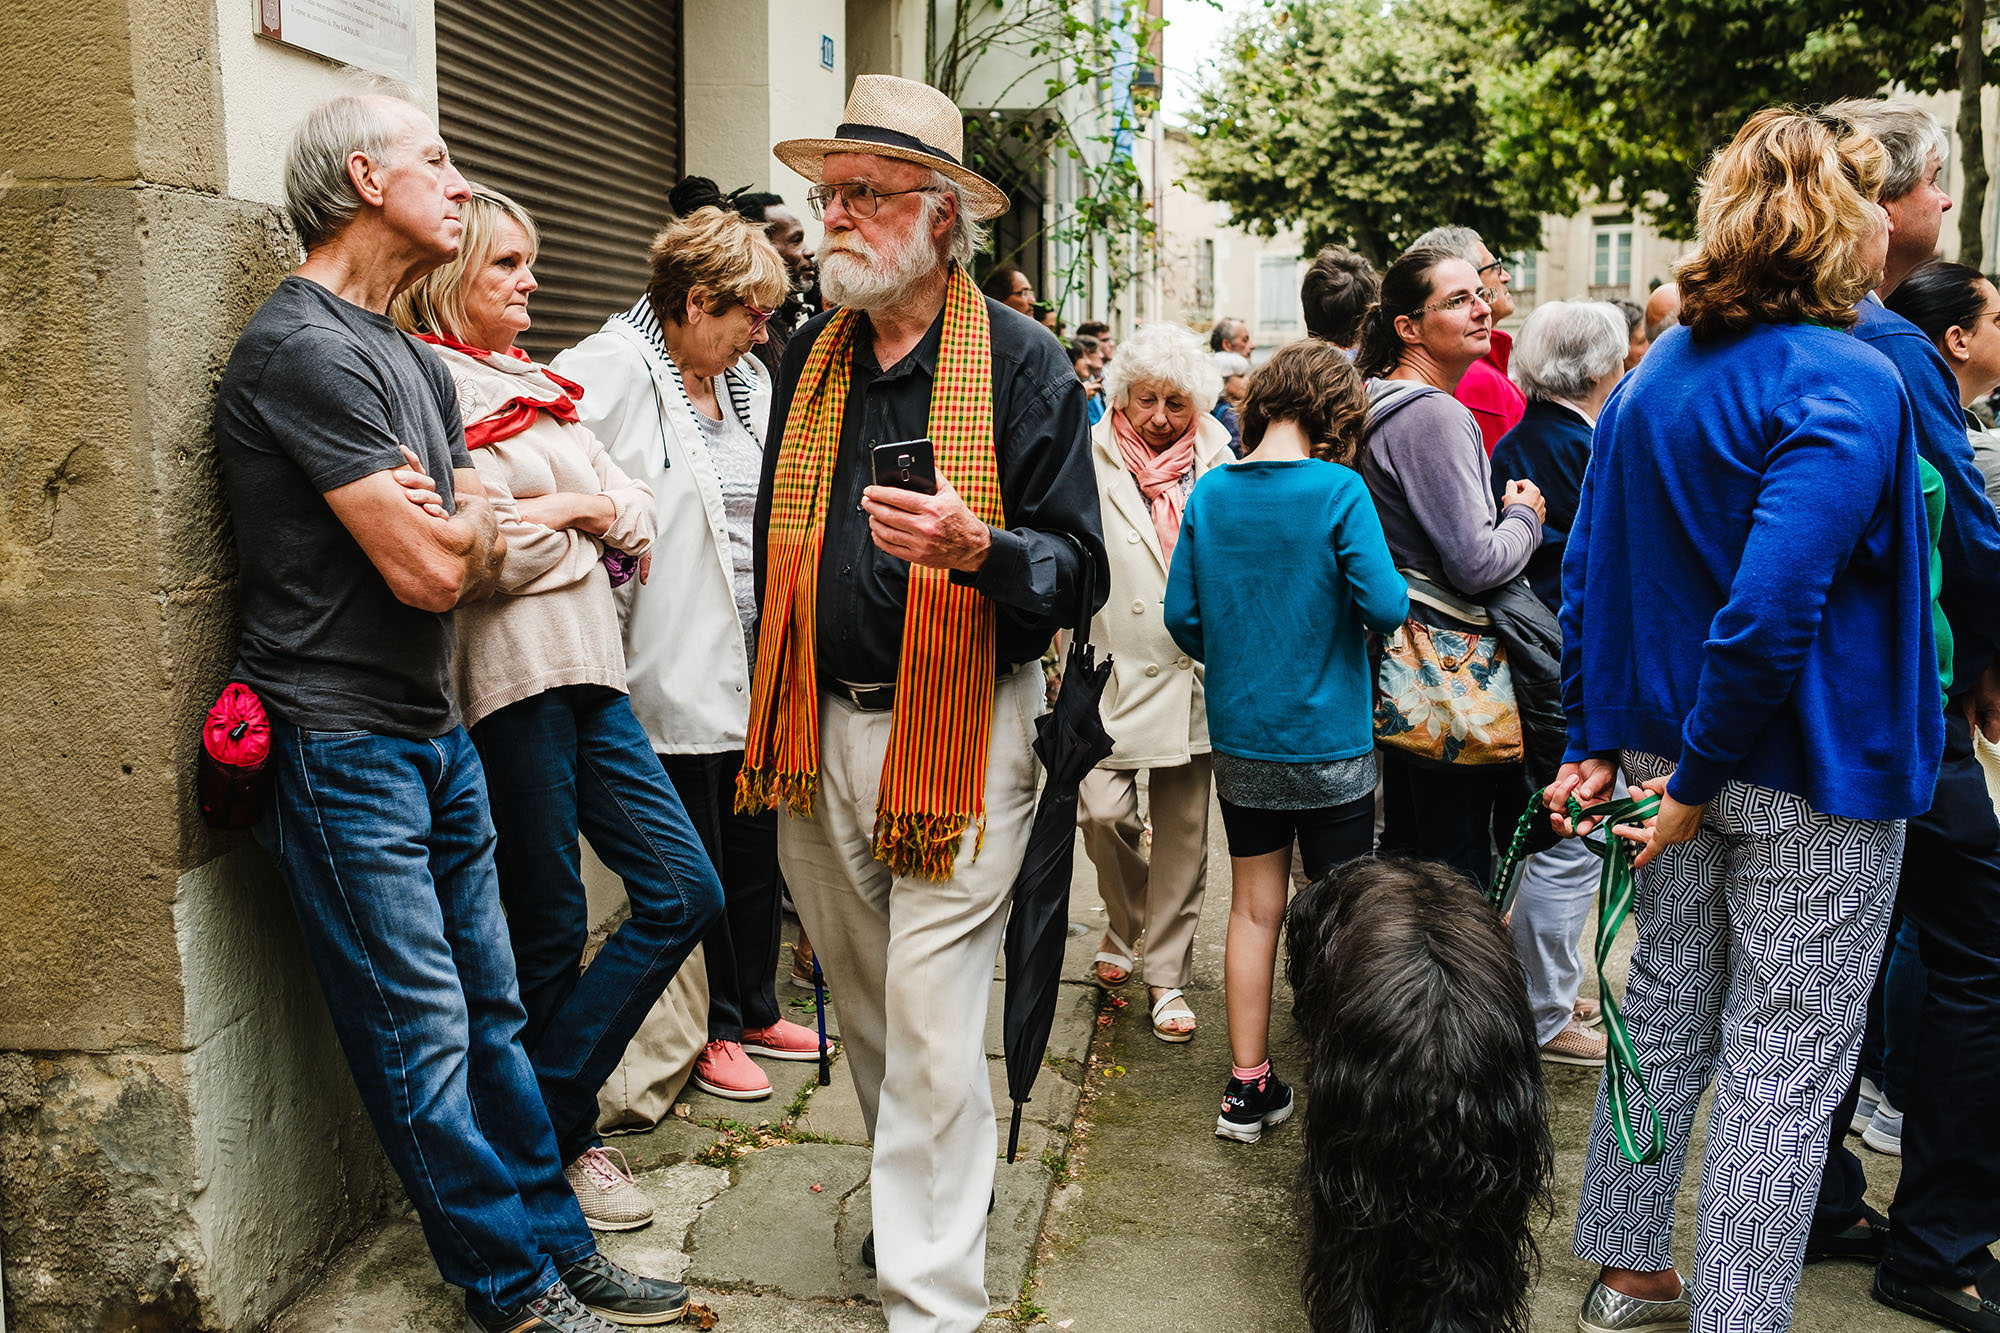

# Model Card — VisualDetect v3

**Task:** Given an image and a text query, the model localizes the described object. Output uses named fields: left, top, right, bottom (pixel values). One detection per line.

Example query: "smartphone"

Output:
left=870, top=437, right=938, bottom=495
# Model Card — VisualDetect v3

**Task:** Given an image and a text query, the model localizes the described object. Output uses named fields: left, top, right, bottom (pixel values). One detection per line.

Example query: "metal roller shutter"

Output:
left=436, top=0, right=682, bottom=360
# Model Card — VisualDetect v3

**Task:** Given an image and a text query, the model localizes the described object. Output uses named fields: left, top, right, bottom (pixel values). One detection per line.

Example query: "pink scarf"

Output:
left=1111, top=410, right=1199, bottom=561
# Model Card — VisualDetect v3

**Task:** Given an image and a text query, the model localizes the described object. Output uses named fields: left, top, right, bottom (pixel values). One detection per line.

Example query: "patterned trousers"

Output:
left=1573, top=753, right=1904, bottom=1333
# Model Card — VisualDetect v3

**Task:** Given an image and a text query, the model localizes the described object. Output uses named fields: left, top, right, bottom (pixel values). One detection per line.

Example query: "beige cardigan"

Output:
left=432, top=343, right=657, bottom=729
left=1086, top=411, right=1235, bottom=769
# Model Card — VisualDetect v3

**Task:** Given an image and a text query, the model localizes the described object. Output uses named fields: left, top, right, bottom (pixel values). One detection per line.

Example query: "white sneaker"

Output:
left=1861, top=1098, right=1904, bottom=1156
left=563, top=1146, right=653, bottom=1232
left=1851, top=1076, right=1883, bottom=1134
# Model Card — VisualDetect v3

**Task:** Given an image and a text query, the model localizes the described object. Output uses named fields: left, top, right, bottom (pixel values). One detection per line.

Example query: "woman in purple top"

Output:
left=1355, top=247, right=1546, bottom=889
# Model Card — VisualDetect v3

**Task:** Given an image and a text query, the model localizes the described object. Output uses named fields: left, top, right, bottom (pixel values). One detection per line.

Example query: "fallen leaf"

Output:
left=682, top=1300, right=719, bottom=1330
left=672, top=1104, right=692, bottom=1119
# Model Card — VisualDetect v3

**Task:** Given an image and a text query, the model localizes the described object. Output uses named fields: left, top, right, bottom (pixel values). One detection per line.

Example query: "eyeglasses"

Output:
left=1419, top=288, right=1496, bottom=316
left=741, top=300, right=776, bottom=330
left=806, top=181, right=944, bottom=220
left=1477, top=258, right=1511, bottom=278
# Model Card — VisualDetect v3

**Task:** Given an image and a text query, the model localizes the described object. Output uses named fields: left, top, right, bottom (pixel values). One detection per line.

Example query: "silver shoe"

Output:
left=1579, top=1278, right=1690, bottom=1332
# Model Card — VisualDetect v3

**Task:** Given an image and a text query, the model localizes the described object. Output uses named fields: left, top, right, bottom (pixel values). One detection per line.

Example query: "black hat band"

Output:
left=833, top=122, right=960, bottom=167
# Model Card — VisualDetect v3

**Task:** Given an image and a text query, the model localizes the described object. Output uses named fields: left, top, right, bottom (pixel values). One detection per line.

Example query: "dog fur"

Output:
left=1284, top=856, right=1554, bottom=1333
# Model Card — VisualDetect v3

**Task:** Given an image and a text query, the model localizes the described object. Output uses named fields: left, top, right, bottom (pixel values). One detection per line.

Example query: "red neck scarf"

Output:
left=417, top=333, right=584, bottom=448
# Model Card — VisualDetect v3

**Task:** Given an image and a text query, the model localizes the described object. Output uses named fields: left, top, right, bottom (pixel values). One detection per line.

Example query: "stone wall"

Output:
left=0, top=2, right=399, bottom=1327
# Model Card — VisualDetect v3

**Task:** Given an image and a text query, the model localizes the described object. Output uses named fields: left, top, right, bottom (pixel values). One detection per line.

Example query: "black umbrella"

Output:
left=1001, top=546, right=1113, bottom=1163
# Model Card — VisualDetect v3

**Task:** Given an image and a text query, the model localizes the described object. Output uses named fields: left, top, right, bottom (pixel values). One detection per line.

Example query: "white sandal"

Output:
left=1150, top=988, right=1196, bottom=1043
left=1092, top=930, right=1134, bottom=988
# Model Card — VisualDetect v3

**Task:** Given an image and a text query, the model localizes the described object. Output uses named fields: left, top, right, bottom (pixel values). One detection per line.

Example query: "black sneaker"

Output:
left=559, top=1252, right=689, bottom=1326
left=1215, top=1070, right=1294, bottom=1144
left=1874, top=1260, right=2000, bottom=1333
left=468, top=1281, right=618, bottom=1333
left=860, top=1230, right=875, bottom=1270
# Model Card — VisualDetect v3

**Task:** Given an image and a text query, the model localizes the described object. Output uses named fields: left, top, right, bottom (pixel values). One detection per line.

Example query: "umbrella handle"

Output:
left=1054, top=531, right=1099, bottom=646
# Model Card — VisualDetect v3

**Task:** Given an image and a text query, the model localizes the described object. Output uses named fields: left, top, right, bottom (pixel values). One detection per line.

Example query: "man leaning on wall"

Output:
left=211, top=85, right=689, bottom=1333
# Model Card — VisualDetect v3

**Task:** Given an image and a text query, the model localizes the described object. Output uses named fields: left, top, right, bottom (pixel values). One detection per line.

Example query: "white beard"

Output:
left=817, top=220, right=940, bottom=313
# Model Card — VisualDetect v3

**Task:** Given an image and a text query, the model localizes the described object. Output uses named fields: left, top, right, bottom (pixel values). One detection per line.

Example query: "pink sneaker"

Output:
left=742, top=1018, right=822, bottom=1062
left=692, top=1040, right=772, bottom=1100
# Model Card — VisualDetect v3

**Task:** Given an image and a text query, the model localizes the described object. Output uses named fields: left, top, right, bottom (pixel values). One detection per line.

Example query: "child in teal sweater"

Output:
left=1164, top=342, right=1407, bottom=1144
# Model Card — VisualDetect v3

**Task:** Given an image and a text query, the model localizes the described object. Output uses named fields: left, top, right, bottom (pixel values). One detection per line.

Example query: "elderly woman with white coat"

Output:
left=553, top=205, right=823, bottom=1105
left=1078, top=322, right=1232, bottom=1042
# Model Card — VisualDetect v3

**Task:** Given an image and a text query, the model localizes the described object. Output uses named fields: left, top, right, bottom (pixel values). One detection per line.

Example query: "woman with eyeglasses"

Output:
left=553, top=202, right=827, bottom=1108
left=1356, top=245, right=1545, bottom=890
left=1887, top=259, right=2000, bottom=510
left=391, top=185, right=726, bottom=1234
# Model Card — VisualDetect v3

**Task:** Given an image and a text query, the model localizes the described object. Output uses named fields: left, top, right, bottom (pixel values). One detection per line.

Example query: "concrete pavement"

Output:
left=270, top=803, right=1934, bottom=1331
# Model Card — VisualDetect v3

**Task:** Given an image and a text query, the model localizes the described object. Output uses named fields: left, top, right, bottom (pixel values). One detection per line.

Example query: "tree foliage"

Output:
left=1180, top=0, right=1551, bottom=263
left=929, top=0, right=1166, bottom=305
left=1487, top=0, right=1964, bottom=237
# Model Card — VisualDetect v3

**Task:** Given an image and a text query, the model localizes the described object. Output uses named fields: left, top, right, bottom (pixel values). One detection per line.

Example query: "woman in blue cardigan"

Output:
left=1551, top=110, right=1943, bottom=1333
left=1164, top=341, right=1407, bottom=1145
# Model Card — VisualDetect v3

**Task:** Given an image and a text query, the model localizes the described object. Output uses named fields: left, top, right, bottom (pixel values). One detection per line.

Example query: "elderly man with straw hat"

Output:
left=739, top=75, right=1105, bottom=1329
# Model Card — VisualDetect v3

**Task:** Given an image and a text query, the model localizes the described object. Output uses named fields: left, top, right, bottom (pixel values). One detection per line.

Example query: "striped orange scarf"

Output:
left=736, top=265, right=1004, bottom=879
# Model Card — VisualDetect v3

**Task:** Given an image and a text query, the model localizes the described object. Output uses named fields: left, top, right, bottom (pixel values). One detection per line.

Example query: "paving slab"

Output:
left=593, top=1161, right=731, bottom=1280
left=686, top=1141, right=875, bottom=1300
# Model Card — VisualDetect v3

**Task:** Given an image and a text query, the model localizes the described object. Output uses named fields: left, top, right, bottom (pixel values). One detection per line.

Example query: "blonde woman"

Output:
left=552, top=204, right=823, bottom=1102
left=1077, top=322, right=1231, bottom=1041
left=1550, top=110, right=1940, bottom=1333
left=392, top=187, right=725, bottom=1239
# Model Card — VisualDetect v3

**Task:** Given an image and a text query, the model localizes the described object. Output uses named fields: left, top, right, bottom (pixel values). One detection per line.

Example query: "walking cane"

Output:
left=813, top=955, right=830, bottom=1086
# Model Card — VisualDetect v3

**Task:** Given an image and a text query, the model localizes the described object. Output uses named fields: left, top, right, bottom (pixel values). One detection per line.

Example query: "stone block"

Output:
left=684, top=1141, right=874, bottom=1300
left=594, top=1161, right=731, bottom=1279
left=179, top=847, right=396, bottom=1330
left=0, top=1049, right=203, bottom=1333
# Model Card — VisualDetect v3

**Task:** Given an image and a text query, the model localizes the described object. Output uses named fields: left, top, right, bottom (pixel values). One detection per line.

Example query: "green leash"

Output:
left=1493, top=787, right=1666, bottom=1165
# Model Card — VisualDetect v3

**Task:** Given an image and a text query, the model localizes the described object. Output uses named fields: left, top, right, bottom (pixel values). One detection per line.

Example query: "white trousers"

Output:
left=778, top=665, right=1041, bottom=1333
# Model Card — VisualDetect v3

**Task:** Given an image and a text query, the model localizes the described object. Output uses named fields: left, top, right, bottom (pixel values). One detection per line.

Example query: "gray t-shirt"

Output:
left=214, top=276, right=471, bottom=738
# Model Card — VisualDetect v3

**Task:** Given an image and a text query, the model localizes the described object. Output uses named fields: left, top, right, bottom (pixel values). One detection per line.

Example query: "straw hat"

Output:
left=774, top=75, right=1011, bottom=222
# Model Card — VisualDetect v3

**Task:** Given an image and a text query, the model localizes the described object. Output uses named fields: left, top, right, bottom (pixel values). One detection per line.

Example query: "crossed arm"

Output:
left=323, top=445, right=507, bottom=613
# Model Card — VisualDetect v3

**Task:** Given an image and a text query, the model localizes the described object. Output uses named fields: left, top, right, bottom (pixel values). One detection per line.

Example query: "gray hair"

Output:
left=1104, top=323, right=1223, bottom=413
left=284, top=81, right=428, bottom=251
left=1410, top=224, right=1484, bottom=265
left=923, top=171, right=989, bottom=270
left=1823, top=96, right=1950, bottom=202
left=1212, top=351, right=1250, bottom=378
left=1510, top=301, right=1628, bottom=403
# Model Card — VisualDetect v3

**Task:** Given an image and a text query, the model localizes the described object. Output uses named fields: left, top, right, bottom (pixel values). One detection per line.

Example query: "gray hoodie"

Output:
left=1360, top=380, right=1540, bottom=596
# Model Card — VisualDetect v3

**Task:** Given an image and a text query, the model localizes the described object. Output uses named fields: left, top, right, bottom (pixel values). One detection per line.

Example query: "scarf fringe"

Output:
left=872, top=810, right=973, bottom=881
left=735, top=766, right=817, bottom=820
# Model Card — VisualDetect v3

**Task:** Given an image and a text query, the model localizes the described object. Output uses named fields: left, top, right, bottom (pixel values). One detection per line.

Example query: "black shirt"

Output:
left=757, top=295, right=1107, bottom=685
left=214, top=277, right=470, bottom=737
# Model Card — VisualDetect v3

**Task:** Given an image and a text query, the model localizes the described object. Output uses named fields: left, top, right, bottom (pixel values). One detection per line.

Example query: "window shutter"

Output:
left=435, top=0, right=683, bottom=360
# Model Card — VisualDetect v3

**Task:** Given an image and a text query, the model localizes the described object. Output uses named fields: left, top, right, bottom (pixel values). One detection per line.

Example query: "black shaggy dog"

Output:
left=1284, top=856, right=1554, bottom=1333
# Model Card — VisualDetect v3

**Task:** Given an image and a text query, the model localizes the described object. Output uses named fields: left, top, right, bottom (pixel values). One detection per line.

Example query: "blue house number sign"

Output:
left=821, top=34, right=835, bottom=70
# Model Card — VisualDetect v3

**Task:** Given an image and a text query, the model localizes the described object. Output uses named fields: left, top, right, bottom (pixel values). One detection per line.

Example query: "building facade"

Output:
left=0, top=2, right=1027, bottom=1328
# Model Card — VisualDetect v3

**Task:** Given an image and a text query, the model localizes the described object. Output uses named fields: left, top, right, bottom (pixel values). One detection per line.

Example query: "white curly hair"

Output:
left=1102, top=323, right=1223, bottom=413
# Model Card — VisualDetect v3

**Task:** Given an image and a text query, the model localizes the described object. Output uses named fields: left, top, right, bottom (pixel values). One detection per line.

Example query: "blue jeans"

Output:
left=470, top=684, right=723, bottom=1162
left=258, top=720, right=594, bottom=1322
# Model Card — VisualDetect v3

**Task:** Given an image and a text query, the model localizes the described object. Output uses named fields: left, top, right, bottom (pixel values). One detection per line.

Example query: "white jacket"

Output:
left=552, top=312, right=773, bottom=755
left=1087, top=411, right=1234, bottom=769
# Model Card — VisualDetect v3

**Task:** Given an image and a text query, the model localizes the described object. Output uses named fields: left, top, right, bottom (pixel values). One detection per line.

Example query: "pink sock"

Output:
left=1232, top=1059, right=1270, bottom=1084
